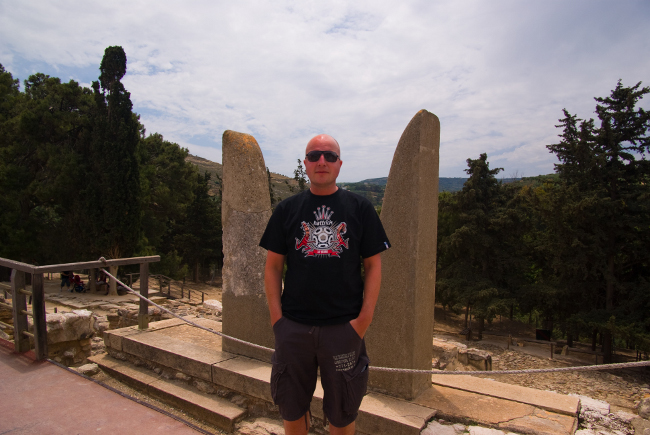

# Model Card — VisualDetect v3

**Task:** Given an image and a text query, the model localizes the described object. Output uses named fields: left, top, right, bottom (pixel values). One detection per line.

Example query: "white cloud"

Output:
left=1, top=0, right=649, bottom=180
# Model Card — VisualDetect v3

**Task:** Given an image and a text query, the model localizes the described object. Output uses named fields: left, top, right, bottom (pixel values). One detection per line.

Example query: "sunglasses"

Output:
left=305, top=150, right=339, bottom=163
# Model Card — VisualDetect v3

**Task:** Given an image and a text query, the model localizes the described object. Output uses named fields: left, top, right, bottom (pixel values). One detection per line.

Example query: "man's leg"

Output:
left=329, top=421, right=355, bottom=435
left=283, top=411, right=310, bottom=435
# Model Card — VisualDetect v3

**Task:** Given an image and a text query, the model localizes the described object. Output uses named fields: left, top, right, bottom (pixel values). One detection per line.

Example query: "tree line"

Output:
left=437, top=81, right=650, bottom=361
left=1, top=48, right=648, bottom=360
left=0, top=47, right=221, bottom=280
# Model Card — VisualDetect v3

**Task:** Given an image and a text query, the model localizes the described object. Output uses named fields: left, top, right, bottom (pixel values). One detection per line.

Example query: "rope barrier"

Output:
left=100, top=268, right=650, bottom=376
left=369, top=360, right=650, bottom=375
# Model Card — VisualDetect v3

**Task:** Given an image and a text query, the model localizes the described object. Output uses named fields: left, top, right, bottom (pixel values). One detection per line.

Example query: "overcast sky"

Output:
left=1, top=1, right=649, bottom=181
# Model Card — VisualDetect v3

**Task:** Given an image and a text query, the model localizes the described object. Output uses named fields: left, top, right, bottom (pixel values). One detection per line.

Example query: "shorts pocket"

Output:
left=341, top=354, right=370, bottom=414
left=272, top=316, right=286, bottom=332
left=270, top=362, right=287, bottom=405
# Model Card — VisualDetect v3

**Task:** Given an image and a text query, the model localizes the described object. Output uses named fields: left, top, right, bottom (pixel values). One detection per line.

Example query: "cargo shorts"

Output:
left=270, top=316, right=370, bottom=428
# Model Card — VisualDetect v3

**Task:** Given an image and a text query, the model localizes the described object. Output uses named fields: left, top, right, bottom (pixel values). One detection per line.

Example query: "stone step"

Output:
left=89, top=353, right=247, bottom=433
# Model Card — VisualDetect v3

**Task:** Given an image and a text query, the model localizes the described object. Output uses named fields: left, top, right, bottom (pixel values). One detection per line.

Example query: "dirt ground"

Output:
left=432, top=304, right=650, bottom=414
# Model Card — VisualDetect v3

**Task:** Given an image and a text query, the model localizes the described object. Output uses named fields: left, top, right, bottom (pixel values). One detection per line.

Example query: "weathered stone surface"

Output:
left=421, top=420, right=458, bottom=435
left=468, top=427, right=507, bottom=435
left=203, top=300, right=223, bottom=313
left=573, top=395, right=611, bottom=415
left=631, top=417, right=650, bottom=435
left=38, top=310, right=95, bottom=343
left=639, top=397, right=650, bottom=419
left=432, top=338, right=460, bottom=371
left=193, top=379, right=216, bottom=394
left=76, top=363, right=100, bottom=376
left=236, top=417, right=285, bottom=435
left=366, top=109, right=440, bottom=400
left=221, top=130, right=274, bottom=360
left=431, top=374, right=579, bottom=416
left=499, top=408, right=578, bottom=434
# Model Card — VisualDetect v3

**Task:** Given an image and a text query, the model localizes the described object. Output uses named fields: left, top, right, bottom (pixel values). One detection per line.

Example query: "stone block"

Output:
left=76, top=363, right=100, bottom=376
left=467, top=348, right=492, bottom=371
left=212, top=356, right=274, bottom=402
left=431, top=374, right=579, bottom=416
left=203, top=300, right=222, bottom=313
left=121, top=331, right=236, bottom=382
left=639, top=397, right=650, bottom=419
left=366, top=109, right=440, bottom=400
left=103, top=326, right=141, bottom=351
left=221, top=130, right=274, bottom=361
left=355, top=392, right=436, bottom=435
left=432, top=339, right=460, bottom=371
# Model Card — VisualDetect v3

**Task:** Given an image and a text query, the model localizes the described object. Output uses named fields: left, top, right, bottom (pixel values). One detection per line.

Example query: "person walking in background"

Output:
left=60, top=271, right=72, bottom=292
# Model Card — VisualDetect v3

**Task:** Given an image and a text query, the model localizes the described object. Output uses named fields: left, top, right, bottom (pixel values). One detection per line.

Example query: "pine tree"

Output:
left=436, top=154, right=526, bottom=337
left=545, top=81, right=650, bottom=361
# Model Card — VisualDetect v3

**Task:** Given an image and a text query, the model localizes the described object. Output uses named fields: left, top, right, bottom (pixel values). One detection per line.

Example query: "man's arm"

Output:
left=349, top=253, right=382, bottom=338
left=264, top=250, right=286, bottom=327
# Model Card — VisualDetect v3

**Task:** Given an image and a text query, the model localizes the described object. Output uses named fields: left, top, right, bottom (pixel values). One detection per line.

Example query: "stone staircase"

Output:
left=90, top=317, right=580, bottom=434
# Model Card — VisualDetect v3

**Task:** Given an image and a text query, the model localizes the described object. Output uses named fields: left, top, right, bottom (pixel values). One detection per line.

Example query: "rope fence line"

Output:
left=100, top=268, right=650, bottom=376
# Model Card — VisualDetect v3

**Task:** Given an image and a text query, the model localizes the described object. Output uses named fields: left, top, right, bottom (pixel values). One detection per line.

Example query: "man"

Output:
left=259, top=134, right=390, bottom=435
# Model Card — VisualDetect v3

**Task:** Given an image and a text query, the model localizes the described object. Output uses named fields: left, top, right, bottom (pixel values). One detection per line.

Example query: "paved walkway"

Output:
left=0, top=342, right=202, bottom=434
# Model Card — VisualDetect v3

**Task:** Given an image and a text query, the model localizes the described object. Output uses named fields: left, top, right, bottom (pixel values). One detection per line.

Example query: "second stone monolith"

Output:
left=365, top=109, right=440, bottom=400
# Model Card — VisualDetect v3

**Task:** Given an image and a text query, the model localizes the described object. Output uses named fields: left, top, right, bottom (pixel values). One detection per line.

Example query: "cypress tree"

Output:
left=84, top=46, right=142, bottom=259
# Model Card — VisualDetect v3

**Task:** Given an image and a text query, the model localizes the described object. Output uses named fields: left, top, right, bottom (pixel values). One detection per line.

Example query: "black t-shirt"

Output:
left=259, top=188, right=390, bottom=326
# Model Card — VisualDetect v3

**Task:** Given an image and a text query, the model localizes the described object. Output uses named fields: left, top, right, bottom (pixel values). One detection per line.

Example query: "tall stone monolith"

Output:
left=221, top=130, right=274, bottom=362
left=365, top=109, right=440, bottom=400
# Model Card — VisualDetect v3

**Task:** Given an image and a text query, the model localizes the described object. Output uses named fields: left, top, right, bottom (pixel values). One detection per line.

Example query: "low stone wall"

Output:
left=432, top=338, right=493, bottom=371
left=24, top=309, right=106, bottom=366
left=107, top=306, right=164, bottom=329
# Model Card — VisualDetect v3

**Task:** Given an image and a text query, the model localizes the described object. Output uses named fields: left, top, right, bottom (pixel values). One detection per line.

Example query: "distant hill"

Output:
left=185, top=154, right=549, bottom=208
left=185, top=154, right=300, bottom=201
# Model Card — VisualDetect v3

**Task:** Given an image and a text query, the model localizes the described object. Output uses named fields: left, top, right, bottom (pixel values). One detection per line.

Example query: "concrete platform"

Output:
left=98, top=318, right=580, bottom=434
left=0, top=342, right=203, bottom=434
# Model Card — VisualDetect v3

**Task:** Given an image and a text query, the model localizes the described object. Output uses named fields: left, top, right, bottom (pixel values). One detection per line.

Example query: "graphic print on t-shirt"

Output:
left=295, top=205, right=349, bottom=257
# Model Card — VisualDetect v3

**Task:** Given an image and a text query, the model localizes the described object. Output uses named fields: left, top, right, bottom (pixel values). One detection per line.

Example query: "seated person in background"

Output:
left=72, top=274, right=86, bottom=293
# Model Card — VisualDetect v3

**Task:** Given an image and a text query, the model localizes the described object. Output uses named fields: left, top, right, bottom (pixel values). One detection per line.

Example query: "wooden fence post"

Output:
left=11, top=269, right=30, bottom=353
left=138, top=263, right=149, bottom=329
left=550, top=343, right=554, bottom=359
left=108, top=266, right=118, bottom=295
left=89, top=268, right=97, bottom=293
left=31, top=273, right=48, bottom=360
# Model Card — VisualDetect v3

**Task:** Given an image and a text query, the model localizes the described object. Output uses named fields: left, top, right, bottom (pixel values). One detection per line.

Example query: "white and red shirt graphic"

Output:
left=295, top=205, right=349, bottom=257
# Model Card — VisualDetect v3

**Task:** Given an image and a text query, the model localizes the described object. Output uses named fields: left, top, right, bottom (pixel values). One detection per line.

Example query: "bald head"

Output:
left=306, top=134, right=341, bottom=157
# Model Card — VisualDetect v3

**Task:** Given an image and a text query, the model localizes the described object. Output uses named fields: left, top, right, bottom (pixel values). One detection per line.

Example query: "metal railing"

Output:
left=0, top=255, right=160, bottom=360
